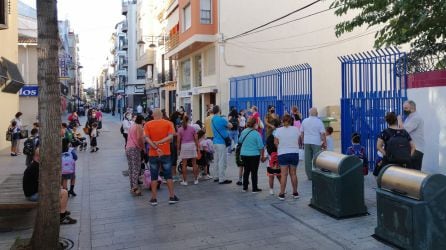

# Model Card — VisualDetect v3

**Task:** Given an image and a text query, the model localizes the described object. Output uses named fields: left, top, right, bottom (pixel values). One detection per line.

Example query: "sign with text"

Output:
left=19, top=85, right=39, bottom=96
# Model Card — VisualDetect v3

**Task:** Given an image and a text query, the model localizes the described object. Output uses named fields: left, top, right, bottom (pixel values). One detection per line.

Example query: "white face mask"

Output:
left=126, top=115, right=132, bottom=120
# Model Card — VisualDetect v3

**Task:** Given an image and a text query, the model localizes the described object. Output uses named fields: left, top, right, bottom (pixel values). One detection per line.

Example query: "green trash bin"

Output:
left=375, top=165, right=446, bottom=250
left=310, top=151, right=367, bottom=218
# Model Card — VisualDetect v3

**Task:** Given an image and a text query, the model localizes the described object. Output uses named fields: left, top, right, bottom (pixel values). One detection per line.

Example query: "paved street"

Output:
left=0, top=113, right=390, bottom=250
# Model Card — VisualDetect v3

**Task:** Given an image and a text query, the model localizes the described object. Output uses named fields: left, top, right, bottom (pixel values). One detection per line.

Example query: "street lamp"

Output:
left=137, top=35, right=165, bottom=48
left=70, top=64, right=83, bottom=113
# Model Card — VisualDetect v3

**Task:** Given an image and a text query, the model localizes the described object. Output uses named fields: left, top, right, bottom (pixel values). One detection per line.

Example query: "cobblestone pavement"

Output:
left=0, top=113, right=390, bottom=250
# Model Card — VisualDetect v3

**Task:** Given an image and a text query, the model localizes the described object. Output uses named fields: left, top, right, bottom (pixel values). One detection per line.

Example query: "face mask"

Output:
left=92, top=115, right=96, bottom=118
left=270, top=110, right=275, bottom=113
left=126, top=115, right=132, bottom=120
left=403, top=110, right=411, bottom=116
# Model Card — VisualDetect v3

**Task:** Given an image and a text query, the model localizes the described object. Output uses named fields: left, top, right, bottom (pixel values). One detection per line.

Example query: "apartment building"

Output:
left=164, top=0, right=218, bottom=121
left=0, top=0, right=24, bottom=150
left=110, top=20, right=129, bottom=113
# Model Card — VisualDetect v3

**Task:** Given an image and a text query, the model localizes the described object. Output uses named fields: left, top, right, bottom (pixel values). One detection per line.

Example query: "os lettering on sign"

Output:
left=19, top=86, right=39, bottom=97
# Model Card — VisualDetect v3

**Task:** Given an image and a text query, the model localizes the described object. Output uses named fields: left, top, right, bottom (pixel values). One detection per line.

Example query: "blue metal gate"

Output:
left=339, top=48, right=407, bottom=166
left=229, top=64, right=312, bottom=119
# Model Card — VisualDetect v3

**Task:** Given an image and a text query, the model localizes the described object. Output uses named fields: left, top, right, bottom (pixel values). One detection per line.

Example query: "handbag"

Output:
left=83, top=127, right=90, bottom=135
left=6, top=131, right=12, bottom=141
left=212, top=118, right=231, bottom=147
left=97, top=121, right=102, bottom=130
left=235, top=129, right=255, bottom=166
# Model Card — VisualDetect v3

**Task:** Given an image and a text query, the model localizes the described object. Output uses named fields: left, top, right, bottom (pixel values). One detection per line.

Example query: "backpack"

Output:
left=230, top=116, right=239, bottom=130
left=347, top=145, right=368, bottom=175
left=120, top=125, right=124, bottom=134
left=61, top=152, right=75, bottom=175
left=23, top=137, right=37, bottom=156
left=385, top=129, right=411, bottom=166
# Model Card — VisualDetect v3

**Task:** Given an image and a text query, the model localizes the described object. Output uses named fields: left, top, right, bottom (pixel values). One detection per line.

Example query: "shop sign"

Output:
left=19, top=85, right=39, bottom=96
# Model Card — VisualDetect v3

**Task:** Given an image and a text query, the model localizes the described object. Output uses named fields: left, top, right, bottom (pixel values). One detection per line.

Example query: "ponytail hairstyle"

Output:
left=182, top=115, right=189, bottom=129
left=282, top=114, right=292, bottom=127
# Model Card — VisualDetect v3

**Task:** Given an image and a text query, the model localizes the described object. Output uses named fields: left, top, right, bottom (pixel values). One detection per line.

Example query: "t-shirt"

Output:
left=239, top=116, right=246, bottom=128
left=211, top=116, right=229, bottom=145
left=199, top=138, right=214, bottom=153
left=178, top=125, right=196, bottom=144
left=23, top=161, right=39, bottom=197
left=144, top=119, right=175, bottom=157
left=274, top=126, right=300, bottom=155
left=301, top=116, right=325, bottom=145
left=326, top=135, right=334, bottom=151
left=204, top=115, right=214, bottom=138
left=403, top=112, right=424, bottom=153
left=239, top=128, right=264, bottom=156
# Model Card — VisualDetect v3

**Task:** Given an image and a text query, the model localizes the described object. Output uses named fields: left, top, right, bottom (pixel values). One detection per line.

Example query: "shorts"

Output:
left=278, top=153, right=299, bottom=167
left=149, top=155, right=172, bottom=181
left=62, top=173, right=75, bottom=180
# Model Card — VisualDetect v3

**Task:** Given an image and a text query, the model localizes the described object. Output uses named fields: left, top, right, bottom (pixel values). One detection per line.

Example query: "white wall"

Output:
left=218, top=0, right=377, bottom=115
left=408, top=87, right=446, bottom=175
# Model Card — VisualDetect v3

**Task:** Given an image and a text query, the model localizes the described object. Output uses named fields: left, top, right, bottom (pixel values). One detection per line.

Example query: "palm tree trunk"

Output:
left=31, top=0, right=62, bottom=249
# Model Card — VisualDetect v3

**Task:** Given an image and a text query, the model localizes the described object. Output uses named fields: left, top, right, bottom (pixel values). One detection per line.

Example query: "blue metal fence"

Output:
left=339, top=48, right=407, bottom=167
left=229, top=64, right=312, bottom=119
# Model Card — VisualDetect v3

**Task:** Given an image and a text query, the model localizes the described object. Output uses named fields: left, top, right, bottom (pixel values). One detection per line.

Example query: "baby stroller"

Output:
left=71, top=137, right=87, bottom=151
left=177, top=156, right=209, bottom=175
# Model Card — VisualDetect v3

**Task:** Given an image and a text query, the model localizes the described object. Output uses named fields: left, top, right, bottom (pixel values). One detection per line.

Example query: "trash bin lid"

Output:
left=313, top=151, right=348, bottom=174
left=378, top=165, right=428, bottom=200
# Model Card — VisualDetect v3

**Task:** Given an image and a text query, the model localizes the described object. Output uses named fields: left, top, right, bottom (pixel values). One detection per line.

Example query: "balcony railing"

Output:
left=122, top=22, right=128, bottom=33
left=122, top=41, right=128, bottom=50
left=166, top=33, right=179, bottom=52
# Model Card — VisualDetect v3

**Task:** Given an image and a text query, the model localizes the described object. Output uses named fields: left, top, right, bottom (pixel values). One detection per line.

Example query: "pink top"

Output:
left=178, top=125, right=196, bottom=144
left=126, top=124, right=143, bottom=150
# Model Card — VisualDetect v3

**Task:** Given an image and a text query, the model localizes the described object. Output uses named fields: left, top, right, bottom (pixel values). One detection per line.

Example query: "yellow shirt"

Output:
left=204, top=114, right=214, bottom=138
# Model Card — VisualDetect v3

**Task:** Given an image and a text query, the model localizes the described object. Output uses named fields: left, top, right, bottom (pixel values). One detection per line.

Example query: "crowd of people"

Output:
left=121, top=99, right=424, bottom=205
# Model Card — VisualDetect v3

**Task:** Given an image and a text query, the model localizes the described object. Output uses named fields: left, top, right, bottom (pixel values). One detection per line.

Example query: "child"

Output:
left=325, top=126, right=334, bottom=151
left=8, top=120, right=20, bottom=156
left=61, top=138, right=78, bottom=196
left=197, top=130, right=213, bottom=180
left=266, top=120, right=281, bottom=195
left=346, top=133, right=369, bottom=175
left=72, top=125, right=87, bottom=151
left=90, top=123, right=99, bottom=153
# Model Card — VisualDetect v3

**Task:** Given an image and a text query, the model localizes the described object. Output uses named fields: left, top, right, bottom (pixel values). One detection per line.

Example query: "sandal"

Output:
left=131, top=188, right=142, bottom=196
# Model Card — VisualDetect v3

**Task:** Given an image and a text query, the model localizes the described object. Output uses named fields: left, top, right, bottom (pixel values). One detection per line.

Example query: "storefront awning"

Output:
left=191, top=86, right=218, bottom=95
left=1, top=57, right=25, bottom=94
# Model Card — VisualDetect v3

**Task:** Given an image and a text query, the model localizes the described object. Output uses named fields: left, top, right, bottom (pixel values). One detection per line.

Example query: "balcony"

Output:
left=122, top=60, right=128, bottom=68
left=121, top=1, right=128, bottom=15
left=137, top=50, right=155, bottom=69
left=166, top=33, right=179, bottom=52
left=122, top=22, right=128, bottom=33
left=122, top=41, right=128, bottom=51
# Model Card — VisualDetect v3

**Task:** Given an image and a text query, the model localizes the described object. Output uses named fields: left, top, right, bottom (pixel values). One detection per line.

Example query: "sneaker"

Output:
left=242, top=188, right=247, bottom=192
left=60, top=215, right=77, bottom=224
left=219, top=180, right=232, bottom=184
left=95, top=147, right=99, bottom=152
left=180, top=181, right=188, bottom=186
left=236, top=181, right=243, bottom=186
left=204, top=175, right=213, bottom=180
left=269, top=189, right=274, bottom=195
left=150, top=198, right=158, bottom=206
left=293, top=192, right=300, bottom=199
left=10, top=153, right=17, bottom=156
left=213, top=178, right=219, bottom=182
left=252, top=188, right=262, bottom=193
left=169, top=195, right=179, bottom=204
left=194, top=179, right=199, bottom=185
left=278, top=193, right=285, bottom=201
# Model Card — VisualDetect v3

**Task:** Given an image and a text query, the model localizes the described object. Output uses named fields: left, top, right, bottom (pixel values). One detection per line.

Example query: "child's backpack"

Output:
left=23, top=137, right=37, bottom=156
left=143, top=169, right=162, bottom=190
left=385, top=129, right=411, bottom=166
left=61, top=152, right=75, bottom=174
left=347, top=145, right=368, bottom=175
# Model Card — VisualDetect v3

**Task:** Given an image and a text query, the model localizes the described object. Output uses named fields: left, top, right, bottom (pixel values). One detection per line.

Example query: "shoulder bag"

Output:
left=212, top=118, right=231, bottom=147
left=235, top=129, right=255, bottom=166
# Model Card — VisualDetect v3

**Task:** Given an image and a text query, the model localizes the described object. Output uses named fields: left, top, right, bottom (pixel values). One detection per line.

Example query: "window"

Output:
left=181, top=59, right=191, bottom=90
left=183, top=4, right=191, bottom=32
left=194, top=55, right=202, bottom=87
left=0, top=0, right=8, bottom=29
left=137, top=68, right=146, bottom=80
left=200, top=0, right=211, bottom=24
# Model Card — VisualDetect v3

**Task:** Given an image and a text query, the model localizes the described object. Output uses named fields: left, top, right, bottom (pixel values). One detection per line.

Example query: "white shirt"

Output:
left=326, top=135, right=334, bottom=151
left=301, top=116, right=325, bottom=145
left=274, top=126, right=300, bottom=155
left=404, top=111, right=424, bottom=153
left=192, top=123, right=202, bottom=132
left=239, top=116, right=246, bottom=128
left=122, top=119, right=133, bottom=134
